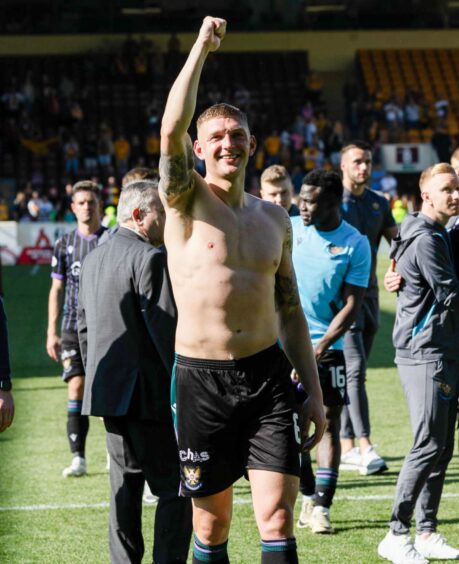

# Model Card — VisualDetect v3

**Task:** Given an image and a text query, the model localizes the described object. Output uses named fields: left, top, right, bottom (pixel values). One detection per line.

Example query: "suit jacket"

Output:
left=78, top=227, right=176, bottom=421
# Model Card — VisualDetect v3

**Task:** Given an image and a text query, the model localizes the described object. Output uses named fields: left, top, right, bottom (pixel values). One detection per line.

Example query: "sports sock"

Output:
left=314, top=467, right=338, bottom=508
left=261, top=538, right=298, bottom=564
left=192, top=534, right=229, bottom=563
left=67, top=400, right=89, bottom=457
left=299, top=451, right=315, bottom=496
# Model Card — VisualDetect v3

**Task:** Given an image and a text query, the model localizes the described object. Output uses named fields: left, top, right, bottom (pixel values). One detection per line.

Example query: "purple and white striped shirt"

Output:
left=51, top=227, right=106, bottom=333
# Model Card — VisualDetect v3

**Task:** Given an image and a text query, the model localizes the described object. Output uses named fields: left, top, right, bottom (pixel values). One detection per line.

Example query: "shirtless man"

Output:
left=159, top=16, right=325, bottom=564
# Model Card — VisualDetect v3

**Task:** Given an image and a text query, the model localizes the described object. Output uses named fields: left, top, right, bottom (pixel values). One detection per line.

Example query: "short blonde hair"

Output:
left=260, top=165, right=290, bottom=185
left=419, top=163, right=456, bottom=191
left=196, top=103, right=248, bottom=130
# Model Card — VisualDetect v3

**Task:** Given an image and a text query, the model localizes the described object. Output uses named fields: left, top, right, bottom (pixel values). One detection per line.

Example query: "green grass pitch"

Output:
left=0, top=259, right=458, bottom=563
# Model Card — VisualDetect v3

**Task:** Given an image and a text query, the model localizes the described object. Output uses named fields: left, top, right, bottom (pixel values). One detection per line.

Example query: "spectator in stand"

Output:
left=98, top=125, right=114, bottom=170
left=82, top=131, right=99, bottom=174
left=391, top=198, right=408, bottom=225
left=303, top=139, right=324, bottom=173
left=38, top=194, right=55, bottom=221
left=129, top=134, right=143, bottom=168
left=301, top=100, right=315, bottom=122
left=145, top=130, right=160, bottom=167
left=260, top=165, right=300, bottom=217
left=434, top=96, right=449, bottom=120
left=291, top=165, right=305, bottom=195
left=305, top=71, right=323, bottom=104
left=328, top=121, right=344, bottom=168
left=1, top=86, right=25, bottom=121
left=380, top=171, right=398, bottom=201
left=63, top=135, right=80, bottom=176
left=104, top=176, right=120, bottom=207
left=371, top=162, right=386, bottom=192
left=114, top=133, right=131, bottom=176
left=263, top=130, right=281, bottom=166
left=0, top=198, right=9, bottom=221
left=404, top=96, right=421, bottom=130
left=431, top=124, right=452, bottom=163
left=384, top=97, right=404, bottom=140
left=27, top=190, right=43, bottom=221
left=13, top=191, right=31, bottom=222
left=304, top=117, right=318, bottom=147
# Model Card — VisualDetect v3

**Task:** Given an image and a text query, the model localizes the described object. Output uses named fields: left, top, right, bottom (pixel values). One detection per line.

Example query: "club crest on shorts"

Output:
left=183, top=465, right=203, bottom=491
left=438, top=382, right=452, bottom=399
left=328, top=244, right=344, bottom=255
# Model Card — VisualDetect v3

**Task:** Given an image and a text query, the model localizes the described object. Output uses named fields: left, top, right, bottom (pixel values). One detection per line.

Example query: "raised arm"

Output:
left=275, top=212, right=325, bottom=450
left=159, top=16, right=226, bottom=208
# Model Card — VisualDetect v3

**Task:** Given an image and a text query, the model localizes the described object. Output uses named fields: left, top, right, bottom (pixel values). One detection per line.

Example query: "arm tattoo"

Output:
left=284, top=215, right=293, bottom=252
left=275, top=270, right=301, bottom=310
left=159, top=153, right=195, bottom=199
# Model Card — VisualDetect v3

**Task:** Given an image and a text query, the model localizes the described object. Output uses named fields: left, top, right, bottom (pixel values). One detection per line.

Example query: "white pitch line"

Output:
left=1, top=493, right=458, bottom=512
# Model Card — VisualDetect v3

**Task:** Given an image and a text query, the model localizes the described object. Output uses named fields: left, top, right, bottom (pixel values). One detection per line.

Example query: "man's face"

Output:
left=194, top=116, right=256, bottom=179
left=139, top=200, right=166, bottom=244
left=298, top=184, right=332, bottom=228
left=260, top=178, right=293, bottom=211
left=341, top=148, right=372, bottom=188
left=71, top=190, right=100, bottom=226
left=422, top=172, right=459, bottom=220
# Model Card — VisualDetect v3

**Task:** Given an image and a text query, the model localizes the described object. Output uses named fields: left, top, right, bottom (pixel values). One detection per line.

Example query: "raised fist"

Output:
left=198, top=16, right=227, bottom=52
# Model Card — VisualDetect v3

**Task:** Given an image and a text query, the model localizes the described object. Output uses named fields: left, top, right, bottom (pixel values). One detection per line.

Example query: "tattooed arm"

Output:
left=276, top=211, right=325, bottom=450
left=159, top=17, right=226, bottom=208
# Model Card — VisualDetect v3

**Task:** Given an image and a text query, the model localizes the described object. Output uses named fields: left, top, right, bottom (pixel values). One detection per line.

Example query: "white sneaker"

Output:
left=309, top=506, right=334, bottom=534
left=339, top=447, right=361, bottom=471
left=360, top=446, right=388, bottom=475
left=378, top=531, right=428, bottom=564
left=297, top=497, right=315, bottom=529
left=62, top=456, right=87, bottom=478
left=142, top=482, right=158, bottom=504
left=415, top=532, right=459, bottom=559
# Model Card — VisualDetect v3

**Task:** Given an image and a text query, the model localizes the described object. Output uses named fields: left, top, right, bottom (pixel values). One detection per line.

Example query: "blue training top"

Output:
left=291, top=216, right=371, bottom=350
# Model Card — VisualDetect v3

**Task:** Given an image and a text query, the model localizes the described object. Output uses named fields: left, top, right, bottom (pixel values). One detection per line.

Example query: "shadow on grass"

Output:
left=14, top=385, right=63, bottom=392
left=338, top=476, right=399, bottom=490
left=333, top=519, right=389, bottom=531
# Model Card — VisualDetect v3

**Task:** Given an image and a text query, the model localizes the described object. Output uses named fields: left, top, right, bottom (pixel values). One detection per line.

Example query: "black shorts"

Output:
left=293, top=349, right=348, bottom=408
left=61, top=330, right=84, bottom=382
left=173, top=344, right=300, bottom=498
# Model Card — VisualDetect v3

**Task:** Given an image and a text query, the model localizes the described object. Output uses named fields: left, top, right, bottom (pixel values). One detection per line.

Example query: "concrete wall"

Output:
left=1, top=29, right=459, bottom=71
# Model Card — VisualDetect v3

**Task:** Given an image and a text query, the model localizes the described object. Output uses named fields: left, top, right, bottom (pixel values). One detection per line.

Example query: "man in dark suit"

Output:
left=78, top=180, right=192, bottom=564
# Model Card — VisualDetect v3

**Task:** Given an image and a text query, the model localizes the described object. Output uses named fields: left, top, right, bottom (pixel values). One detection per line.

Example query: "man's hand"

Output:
left=384, top=258, right=403, bottom=293
left=300, top=393, right=326, bottom=452
left=46, top=333, right=61, bottom=362
left=0, top=390, right=14, bottom=432
left=197, top=16, right=227, bottom=52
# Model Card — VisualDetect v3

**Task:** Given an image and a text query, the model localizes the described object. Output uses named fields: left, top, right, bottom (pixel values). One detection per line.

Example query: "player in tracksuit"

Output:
left=378, top=163, right=459, bottom=564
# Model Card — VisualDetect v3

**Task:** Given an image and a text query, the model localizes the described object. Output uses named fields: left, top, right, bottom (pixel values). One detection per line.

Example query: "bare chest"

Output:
left=175, top=208, right=283, bottom=273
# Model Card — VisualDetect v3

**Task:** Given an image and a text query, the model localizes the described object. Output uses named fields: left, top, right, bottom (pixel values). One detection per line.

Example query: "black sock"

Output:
left=261, top=538, right=298, bottom=564
left=315, top=467, right=338, bottom=508
left=67, top=400, right=89, bottom=457
left=299, top=451, right=315, bottom=496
